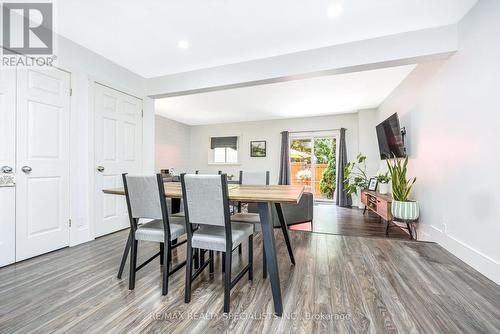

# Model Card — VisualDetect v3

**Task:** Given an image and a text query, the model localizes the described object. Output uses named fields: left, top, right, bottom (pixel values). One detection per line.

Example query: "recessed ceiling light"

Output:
left=327, top=3, right=343, bottom=18
left=177, top=41, right=189, bottom=50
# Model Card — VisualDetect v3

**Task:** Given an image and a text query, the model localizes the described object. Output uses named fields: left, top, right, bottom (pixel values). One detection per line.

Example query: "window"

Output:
left=209, top=136, right=239, bottom=164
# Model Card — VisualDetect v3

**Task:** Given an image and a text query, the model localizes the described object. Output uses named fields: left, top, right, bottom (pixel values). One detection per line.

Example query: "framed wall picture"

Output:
left=250, top=141, right=266, bottom=157
left=368, top=177, right=378, bottom=191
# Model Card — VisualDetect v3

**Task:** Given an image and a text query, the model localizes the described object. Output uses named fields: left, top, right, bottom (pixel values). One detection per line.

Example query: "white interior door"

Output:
left=0, top=68, right=16, bottom=266
left=15, top=67, right=71, bottom=261
left=94, top=84, right=142, bottom=237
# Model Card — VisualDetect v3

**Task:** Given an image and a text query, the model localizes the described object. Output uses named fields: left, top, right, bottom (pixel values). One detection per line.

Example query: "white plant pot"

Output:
left=378, top=183, right=389, bottom=195
left=391, top=200, right=419, bottom=220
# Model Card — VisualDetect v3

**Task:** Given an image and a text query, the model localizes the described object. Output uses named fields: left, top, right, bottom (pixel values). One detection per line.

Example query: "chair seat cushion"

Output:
left=192, top=222, right=253, bottom=252
left=231, top=213, right=261, bottom=232
left=135, top=216, right=186, bottom=242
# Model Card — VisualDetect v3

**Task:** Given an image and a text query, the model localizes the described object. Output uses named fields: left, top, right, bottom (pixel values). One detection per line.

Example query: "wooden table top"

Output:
left=103, top=183, right=304, bottom=204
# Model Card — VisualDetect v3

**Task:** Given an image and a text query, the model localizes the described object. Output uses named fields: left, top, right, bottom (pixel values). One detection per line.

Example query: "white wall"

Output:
left=376, top=0, right=500, bottom=284
left=155, top=115, right=191, bottom=173
left=185, top=112, right=380, bottom=189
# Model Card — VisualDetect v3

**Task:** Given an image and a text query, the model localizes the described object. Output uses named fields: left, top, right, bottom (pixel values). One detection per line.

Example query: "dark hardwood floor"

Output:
left=0, top=229, right=499, bottom=333
left=290, top=204, right=409, bottom=239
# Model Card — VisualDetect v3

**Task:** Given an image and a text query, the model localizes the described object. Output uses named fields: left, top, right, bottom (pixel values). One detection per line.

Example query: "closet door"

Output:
left=94, top=83, right=142, bottom=237
left=0, top=68, right=16, bottom=267
left=15, top=67, right=71, bottom=261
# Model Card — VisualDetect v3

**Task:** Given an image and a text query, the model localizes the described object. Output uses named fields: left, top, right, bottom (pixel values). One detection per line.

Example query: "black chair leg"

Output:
left=223, top=249, right=232, bottom=313
left=160, top=243, right=164, bottom=265
left=200, top=249, right=205, bottom=267
left=185, top=245, right=193, bottom=303
left=209, top=250, right=214, bottom=273
left=238, top=244, right=242, bottom=254
left=129, top=239, right=138, bottom=290
left=162, top=241, right=170, bottom=295
left=248, top=236, right=253, bottom=280
left=222, top=252, right=225, bottom=273
left=117, top=231, right=132, bottom=279
left=194, top=248, right=199, bottom=269
left=262, top=244, right=267, bottom=279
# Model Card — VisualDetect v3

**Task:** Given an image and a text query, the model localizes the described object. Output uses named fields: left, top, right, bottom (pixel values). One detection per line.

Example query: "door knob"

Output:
left=97, top=166, right=105, bottom=172
left=1, top=166, right=13, bottom=173
left=21, top=166, right=32, bottom=173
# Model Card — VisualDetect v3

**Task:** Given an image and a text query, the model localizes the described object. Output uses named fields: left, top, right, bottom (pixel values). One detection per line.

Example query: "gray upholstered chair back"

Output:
left=240, top=171, right=270, bottom=185
left=182, top=174, right=226, bottom=226
left=124, top=175, right=163, bottom=220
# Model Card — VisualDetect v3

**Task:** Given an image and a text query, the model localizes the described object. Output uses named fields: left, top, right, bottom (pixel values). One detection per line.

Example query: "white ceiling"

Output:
left=155, top=65, right=416, bottom=125
left=56, top=0, right=476, bottom=78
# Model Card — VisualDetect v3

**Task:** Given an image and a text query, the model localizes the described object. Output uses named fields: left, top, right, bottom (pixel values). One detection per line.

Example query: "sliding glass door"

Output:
left=290, top=132, right=338, bottom=201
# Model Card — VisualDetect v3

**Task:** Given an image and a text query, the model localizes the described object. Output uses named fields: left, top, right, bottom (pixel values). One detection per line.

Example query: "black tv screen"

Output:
left=376, top=113, right=405, bottom=159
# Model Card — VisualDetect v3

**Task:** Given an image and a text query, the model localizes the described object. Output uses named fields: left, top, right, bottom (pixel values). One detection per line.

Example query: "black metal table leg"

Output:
left=117, top=230, right=132, bottom=279
left=258, top=202, right=283, bottom=316
left=275, top=203, right=295, bottom=265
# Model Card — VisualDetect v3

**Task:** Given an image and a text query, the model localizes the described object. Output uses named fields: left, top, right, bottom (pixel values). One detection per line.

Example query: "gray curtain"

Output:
left=336, top=128, right=352, bottom=207
left=278, top=131, right=290, bottom=185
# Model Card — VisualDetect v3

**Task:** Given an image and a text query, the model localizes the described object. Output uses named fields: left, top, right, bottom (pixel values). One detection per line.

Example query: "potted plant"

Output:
left=376, top=172, right=391, bottom=195
left=344, top=153, right=369, bottom=206
left=386, top=156, right=418, bottom=220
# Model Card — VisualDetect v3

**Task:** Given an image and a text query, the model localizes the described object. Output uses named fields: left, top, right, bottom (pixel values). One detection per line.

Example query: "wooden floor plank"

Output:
left=0, top=229, right=499, bottom=334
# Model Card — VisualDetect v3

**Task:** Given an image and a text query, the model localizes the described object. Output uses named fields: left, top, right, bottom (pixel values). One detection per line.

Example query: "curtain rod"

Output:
left=286, top=128, right=345, bottom=134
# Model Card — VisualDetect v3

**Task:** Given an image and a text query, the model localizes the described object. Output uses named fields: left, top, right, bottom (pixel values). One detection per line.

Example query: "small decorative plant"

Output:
left=343, top=153, right=368, bottom=195
left=386, top=156, right=415, bottom=201
left=376, top=171, right=391, bottom=195
left=376, top=172, right=391, bottom=184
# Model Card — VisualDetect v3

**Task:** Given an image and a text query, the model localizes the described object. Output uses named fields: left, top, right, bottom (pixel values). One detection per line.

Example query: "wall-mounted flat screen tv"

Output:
left=376, top=113, right=406, bottom=159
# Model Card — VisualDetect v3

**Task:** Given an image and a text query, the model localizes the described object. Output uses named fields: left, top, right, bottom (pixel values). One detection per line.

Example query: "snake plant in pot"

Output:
left=386, top=156, right=419, bottom=220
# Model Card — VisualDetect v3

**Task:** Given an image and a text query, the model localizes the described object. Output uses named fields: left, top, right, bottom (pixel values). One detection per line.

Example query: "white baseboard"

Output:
left=419, top=224, right=500, bottom=286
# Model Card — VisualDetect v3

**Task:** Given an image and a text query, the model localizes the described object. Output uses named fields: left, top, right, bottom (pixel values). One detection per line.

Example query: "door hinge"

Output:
left=69, top=88, right=73, bottom=96
left=141, top=109, right=144, bottom=117
left=69, top=219, right=72, bottom=228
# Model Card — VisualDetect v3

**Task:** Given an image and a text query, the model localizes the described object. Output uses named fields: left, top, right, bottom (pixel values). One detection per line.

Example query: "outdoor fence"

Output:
left=291, top=162, right=328, bottom=198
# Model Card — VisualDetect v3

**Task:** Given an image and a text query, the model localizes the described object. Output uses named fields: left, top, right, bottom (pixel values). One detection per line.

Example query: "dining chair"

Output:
left=181, top=173, right=254, bottom=313
left=122, top=173, right=187, bottom=295
left=231, top=171, right=270, bottom=277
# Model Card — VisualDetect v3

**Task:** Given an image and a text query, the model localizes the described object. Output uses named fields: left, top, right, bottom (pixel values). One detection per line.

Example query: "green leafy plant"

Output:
left=386, top=155, right=416, bottom=201
left=319, top=150, right=336, bottom=199
left=376, top=172, right=391, bottom=184
left=343, top=153, right=368, bottom=195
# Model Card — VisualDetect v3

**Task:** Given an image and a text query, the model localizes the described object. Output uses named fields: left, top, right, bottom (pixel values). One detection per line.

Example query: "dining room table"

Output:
left=102, top=182, right=304, bottom=316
